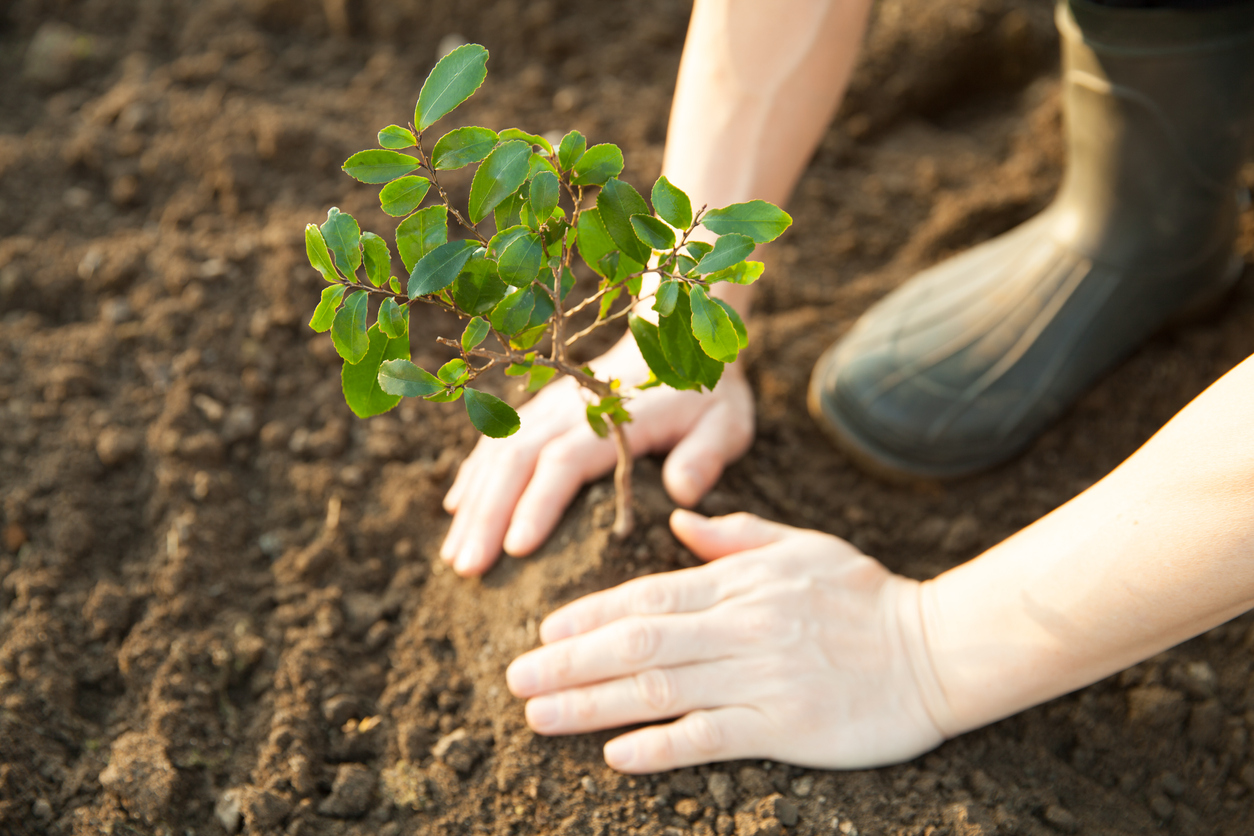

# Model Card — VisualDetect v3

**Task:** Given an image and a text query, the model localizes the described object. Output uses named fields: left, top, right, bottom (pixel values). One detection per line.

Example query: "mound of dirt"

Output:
left=2, top=0, right=1253, bottom=834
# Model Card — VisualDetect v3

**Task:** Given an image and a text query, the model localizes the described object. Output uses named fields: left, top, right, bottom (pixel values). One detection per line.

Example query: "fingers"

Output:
left=603, top=706, right=768, bottom=773
left=661, top=393, right=754, bottom=507
left=503, top=426, right=618, bottom=557
left=669, top=509, right=798, bottom=562
left=439, top=444, right=538, bottom=575
left=538, top=564, right=726, bottom=643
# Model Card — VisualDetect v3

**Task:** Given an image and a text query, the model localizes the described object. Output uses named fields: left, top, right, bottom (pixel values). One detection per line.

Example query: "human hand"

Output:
left=505, top=510, right=947, bottom=772
left=439, top=339, right=754, bottom=576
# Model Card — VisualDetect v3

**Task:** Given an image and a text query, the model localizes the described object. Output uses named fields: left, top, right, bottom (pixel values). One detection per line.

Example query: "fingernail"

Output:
left=506, top=658, right=537, bottom=695
left=526, top=696, right=558, bottom=730
left=504, top=521, right=534, bottom=555
left=454, top=545, right=480, bottom=575
left=604, top=737, right=636, bottom=770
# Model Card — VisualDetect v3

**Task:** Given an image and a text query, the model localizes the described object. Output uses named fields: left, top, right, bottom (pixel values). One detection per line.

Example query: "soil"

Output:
left=3, top=0, right=1254, bottom=834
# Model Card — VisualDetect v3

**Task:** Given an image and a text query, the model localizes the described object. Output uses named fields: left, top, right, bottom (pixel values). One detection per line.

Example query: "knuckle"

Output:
left=536, top=439, right=581, bottom=471
left=628, top=579, right=675, bottom=615
left=682, top=710, right=724, bottom=756
left=634, top=667, right=677, bottom=714
left=568, top=689, right=598, bottom=723
left=616, top=617, right=659, bottom=664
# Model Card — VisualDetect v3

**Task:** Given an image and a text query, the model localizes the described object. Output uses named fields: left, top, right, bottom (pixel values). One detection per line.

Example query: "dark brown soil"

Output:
left=3, top=1, right=1254, bottom=834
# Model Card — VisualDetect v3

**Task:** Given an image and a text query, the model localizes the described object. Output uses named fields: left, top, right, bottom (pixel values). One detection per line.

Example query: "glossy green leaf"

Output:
left=586, top=396, right=631, bottom=438
left=571, top=143, right=624, bottom=186
left=409, top=239, right=478, bottom=297
left=510, top=324, right=548, bottom=351
left=689, top=285, right=740, bottom=363
left=700, top=200, right=792, bottom=244
left=575, top=209, right=639, bottom=280
left=452, top=252, right=507, bottom=314
left=526, top=365, right=556, bottom=392
left=437, top=358, right=469, bottom=385
left=705, top=259, right=765, bottom=286
left=529, top=171, right=560, bottom=223
left=377, top=297, right=408, bottom=339
left=361, top=232, right=391, bottom=287
left=527, top=283, right=555, bottom=329
left=342, top=149, right=422, bottom=184
left=342, top=325, right=408, bottom=418
left=674, top=254, right=699, bottom=276
left=320, top=207, right=361, bottom=277
left=426, top=388, right=463, bottom=403
left=497, top=232, right=543, bottom=286
left=628, top=313, right=696, bottom=391
left=658, top=286, right=722, bottom=390
left=695, top=233, right=755, bottom=275
left=557, top=130, right=586, bottom=170
left=305, top=223, right=340, bottom=281
left=462, top=316, right=490, bottom=352
left=331, top=290, right=370, bottom=364
left=468, top=140, right=531, bottom=224
left=686, top=240, right=713, bottom=260
left=310, top=284, right=347, bottom=333
left=527, top=152, right=558, bottom=181
left=499, top=127, right=554, bottom=156
left=654, top=280, right=680, bottom=317
left=415, top=43, right=489, bottom=130
left=464, top=388, right=520, bottom=438
left=651, top=176, right=693, bottom=230
left=432, top=126, right=498, bottom=170
left=599, top=286, right=622, bottom=320
left=488, top=224, right=531, bottom=260
left=597, top=178, right=651, bottom=264
left=494, top=190, right=524, bottom=231
left=378, top=124, right=417, bottom=149
left=490, top=286, right=534, bottom=335
left=714, top=298, right=748, bottom=349
left=378, top=359, right=443, bottom=398
left=379, top=176, right=430, bottom=217
left=389, top=276, right=402, bottom=294
left=630, top=214, right=676, bottom=251
left=396, top=205, right=448, bottom=273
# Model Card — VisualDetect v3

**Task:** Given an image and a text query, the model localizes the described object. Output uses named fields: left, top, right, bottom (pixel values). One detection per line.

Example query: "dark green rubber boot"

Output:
left=808, top=0, right=1254, bottom=480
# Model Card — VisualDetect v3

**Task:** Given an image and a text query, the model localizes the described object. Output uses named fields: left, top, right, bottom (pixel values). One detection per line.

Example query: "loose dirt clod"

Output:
left=97, top=732, right=176, bottom=824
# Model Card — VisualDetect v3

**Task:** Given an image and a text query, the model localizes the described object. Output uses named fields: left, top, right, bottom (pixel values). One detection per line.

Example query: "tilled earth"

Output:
left=3, top=1, right=1254, bottom=834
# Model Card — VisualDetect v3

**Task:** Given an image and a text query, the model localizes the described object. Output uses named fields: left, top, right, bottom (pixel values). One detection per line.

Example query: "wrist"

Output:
left=895, top=577, right=960, bottom=740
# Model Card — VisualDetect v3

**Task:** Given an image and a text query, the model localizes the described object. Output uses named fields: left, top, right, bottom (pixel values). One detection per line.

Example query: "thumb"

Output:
left=670, top=508, right=797, bottom=562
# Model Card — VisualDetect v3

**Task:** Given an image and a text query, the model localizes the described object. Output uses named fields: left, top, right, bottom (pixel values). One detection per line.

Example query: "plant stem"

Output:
left=605, top=416, right=633, bottom=539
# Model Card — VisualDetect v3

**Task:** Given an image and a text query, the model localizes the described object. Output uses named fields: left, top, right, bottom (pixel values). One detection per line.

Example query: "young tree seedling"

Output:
left=305, top=44, right=790, bottom=539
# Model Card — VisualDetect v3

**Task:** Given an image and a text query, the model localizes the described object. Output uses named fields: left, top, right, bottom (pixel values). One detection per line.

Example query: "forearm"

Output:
left=918, top=355, right=1254, bottom=736
left=661, top=0, right=872, bottom=313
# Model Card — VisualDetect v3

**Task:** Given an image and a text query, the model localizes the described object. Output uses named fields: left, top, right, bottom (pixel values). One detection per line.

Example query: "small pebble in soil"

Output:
left=318, top=764, right=376, bottom=818
left=707, top=771, right=734, bottom=810
left=790, top=776, right=813, bottom=797
left=580, top=775, right=598, bottom=795
left=431, top=728, right=481, bottom=775
left=1042, top=803, right=1080, bottom=833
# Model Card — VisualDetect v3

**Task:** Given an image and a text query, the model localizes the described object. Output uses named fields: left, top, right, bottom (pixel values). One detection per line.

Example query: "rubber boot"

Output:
left=808, top=0, right=1254, bottom=480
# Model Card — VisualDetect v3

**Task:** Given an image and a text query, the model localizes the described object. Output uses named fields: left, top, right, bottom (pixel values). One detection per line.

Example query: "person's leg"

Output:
left=808, top=0, right=1254, bottom=479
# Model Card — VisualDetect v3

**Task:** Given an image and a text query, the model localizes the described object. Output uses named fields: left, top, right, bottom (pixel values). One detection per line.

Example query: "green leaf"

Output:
left=342, top=149, right=422, bottom=184
left=714, top=298, right=748, bottom=349
left=437, top=358, right=469, bottom=385
left=586, top=396, right=631, bottom=438
left=409, top=239, right=478, bottom=297
left=320, top=208, right=361, bottom=277
left=464, top=388, right=521, bottom=438
left=331, top=290, right=370, bottom=364
left=396, top=205, right=448, bottom=273
left=529, top=170, right=560, bottom=223
left=305, top=224, right=340, bottom=282
left=541, top=218, right=569, bottom=256
left=706, top=259, right=765, bottom=286
left=378, top=125, right=417, bottom=149
left=497, top=232, right=543, bottom=286
left=539, top=259, right=576, bottom=301
left=571, top=143, right=624, bottom=186
left=362, top=232, right=391, bottom=287
left=389, top=276, right=402, bottom=294
left=689, top=285, right=740, bottom=363
left=310, top=284, right=347, bottom=332
left=432, top=126, right=498, bottom=170
left=674, top=253, right=699, bottom=276
left=494, top=190, right=524, bottom=231
left=378, top=297, right=408, bottom=339
left=575, top=208, right=637, bottom=279
left=490, top=286, right=534, bottom=335
left=658, top=286, right=722, bottom=390
left=597, top=179, right=651, bottom=265
left=452, top=252, right=507, bottom=314
left=415, top=43, right=489, bottom=130
left=628, top=313, right=696, bottom=391
left=557, top=130, right=586, bottom=170
left=527, top=282, right=555, bottom=328
left=526, top=365, right=557, bottom=393
left=630, top=214, right=676, bottom=251
left=468, top=140, right=531, bottom=224
left=686, top=240, right=713, bottom=260
left=426, top=388, right=463, bottom=403
left=700, top=200, right=792, bottom=244
left=379, top=176, right=430, bottom=217
left=462, top=316, right=490, bottom=351
left=499, top=127, right=554, bottom=156
left=488, top=224, right=531, bottom=260
left=695, top=233, right=755, bottom=275
left=599, top=285, right=622, bottom=320
left=342, top=325, right=408, bottom=418
left=528, top=153, right=558, bottom=181
left=651, top=176, right=693, bottom=230
left=378, top=359, right=443, bottom=398
left=510, top=324, right=547, bottom=350
left=654, top=280, right=680, bottom=317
